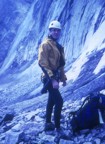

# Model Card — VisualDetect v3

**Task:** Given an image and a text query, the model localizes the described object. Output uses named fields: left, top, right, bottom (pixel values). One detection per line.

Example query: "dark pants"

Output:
left=46, top=82, right=63, bottom=129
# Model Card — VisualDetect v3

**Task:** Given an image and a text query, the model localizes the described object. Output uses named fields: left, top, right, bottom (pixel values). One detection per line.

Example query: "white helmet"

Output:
left=49, top=20, right=61, bottom=30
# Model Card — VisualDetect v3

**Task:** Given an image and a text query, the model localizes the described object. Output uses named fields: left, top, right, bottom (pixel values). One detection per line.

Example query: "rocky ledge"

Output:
left=0, top=97, right=105, bottom=144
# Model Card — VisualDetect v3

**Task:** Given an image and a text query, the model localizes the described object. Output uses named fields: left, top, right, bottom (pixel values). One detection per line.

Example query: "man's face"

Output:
left=49, top=28, right=61, bottom=40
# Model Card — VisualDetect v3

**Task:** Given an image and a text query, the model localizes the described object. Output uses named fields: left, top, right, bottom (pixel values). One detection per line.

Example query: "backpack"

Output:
left=68, top=93, right=105, bottom=134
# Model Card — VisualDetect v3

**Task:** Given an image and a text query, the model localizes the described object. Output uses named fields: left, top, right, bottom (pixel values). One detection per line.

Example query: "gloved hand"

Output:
left=51, top=79, right=59, bottom=89
left=62, top=81, right=66, bottom=86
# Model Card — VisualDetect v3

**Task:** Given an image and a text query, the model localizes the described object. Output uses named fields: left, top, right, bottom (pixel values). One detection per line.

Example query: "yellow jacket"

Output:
left=38, top=37, right=67, bottom=82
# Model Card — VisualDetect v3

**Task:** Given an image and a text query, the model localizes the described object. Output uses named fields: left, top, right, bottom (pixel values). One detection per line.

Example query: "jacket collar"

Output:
left=47, top=36, right=63, bottom=50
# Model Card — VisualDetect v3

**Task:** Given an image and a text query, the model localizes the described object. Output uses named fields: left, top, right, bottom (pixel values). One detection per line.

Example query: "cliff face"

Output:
left=0, top=0, right=105, bottom=143
left=0, top=0, right=105, bottom=110
left=0, top=0, right=104, bottom=72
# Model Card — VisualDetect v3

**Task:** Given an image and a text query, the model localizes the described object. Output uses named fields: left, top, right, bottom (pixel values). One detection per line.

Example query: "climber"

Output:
left=38, top=20, right=67, bottom=135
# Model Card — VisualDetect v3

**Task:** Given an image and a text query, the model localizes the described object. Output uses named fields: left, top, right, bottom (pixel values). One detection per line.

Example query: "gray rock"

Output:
left=5, top=131, right=23, bottom=144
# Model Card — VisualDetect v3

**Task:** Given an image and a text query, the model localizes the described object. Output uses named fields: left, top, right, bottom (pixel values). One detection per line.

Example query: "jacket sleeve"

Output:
left=38, top=43, right=54, bottom=77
